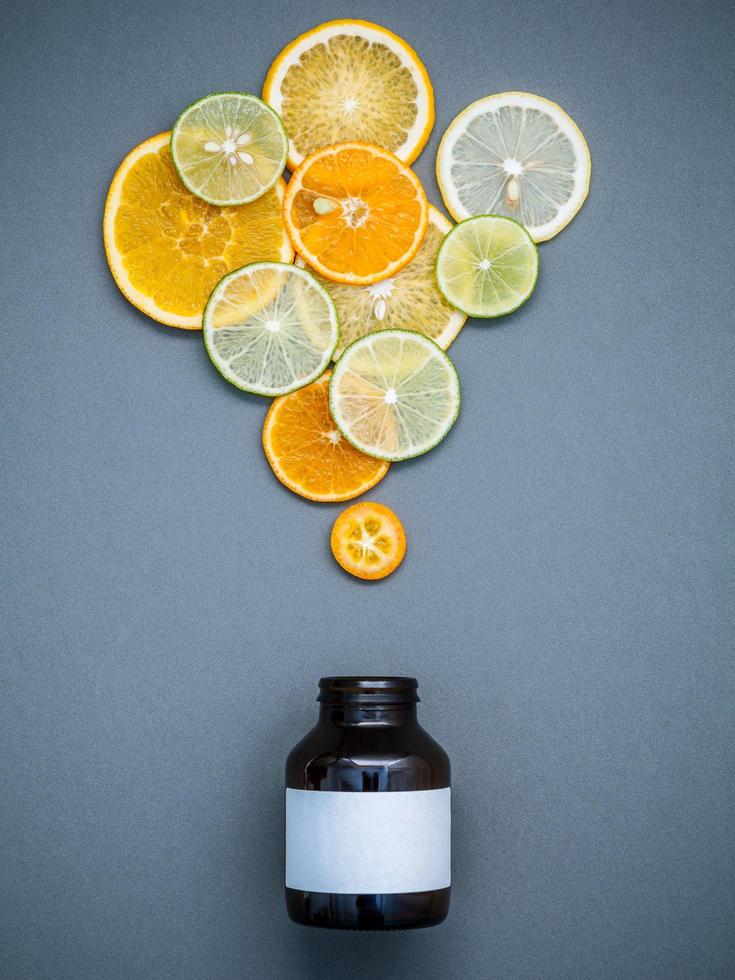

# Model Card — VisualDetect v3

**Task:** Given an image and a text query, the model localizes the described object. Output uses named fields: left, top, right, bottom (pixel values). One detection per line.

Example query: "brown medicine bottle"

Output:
left=285, top=676, right=451, bottom=930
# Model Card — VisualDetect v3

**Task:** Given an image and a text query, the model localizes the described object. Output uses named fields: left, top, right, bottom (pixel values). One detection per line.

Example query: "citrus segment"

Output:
left=331, top=501, right=406, bottom=580
left=203, top=263, right=338, bottom=396
left=296, top=206, right=466, bottom=358
left=437, top=92, right=591, bottom=242
left=436, top=215, right=538, bottom=317
left=283, top=141, right=429, bottom=286
left=103, top=133, right=293, bottom=329
left=329, top=330, right=460, bottom=461
left=262, top=372, right=389, bottom=502
left=171, top=93, right=287, bottom=206
left=263, top=19, right=434, bottom=170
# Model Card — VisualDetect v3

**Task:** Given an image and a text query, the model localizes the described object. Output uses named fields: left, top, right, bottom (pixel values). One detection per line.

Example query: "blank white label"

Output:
left=285, top=787, right=451, bottom=894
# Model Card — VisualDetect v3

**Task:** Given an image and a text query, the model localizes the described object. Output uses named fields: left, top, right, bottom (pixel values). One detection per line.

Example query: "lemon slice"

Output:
left=330, top=330, right=460, bottom=461
left=263, top=19, right=434, bottom=170
left=203, top=263, right=338, bottom=396
left=436, top=215, right=538, bottom=318
left=171, top=93, right=287, bottom=206
left=437, top=92, right=591, bottom=242
left=296, top=206, right=466, bottom=358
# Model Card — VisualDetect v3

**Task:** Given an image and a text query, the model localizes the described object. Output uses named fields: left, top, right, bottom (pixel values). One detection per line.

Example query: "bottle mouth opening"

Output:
left=317, top=676, right=420, bottom=705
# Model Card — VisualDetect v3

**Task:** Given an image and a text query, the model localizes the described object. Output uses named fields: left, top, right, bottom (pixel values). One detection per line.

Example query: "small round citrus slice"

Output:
left=263, top=19, right=434, bottom=171
left=203, top=263, right=338, bottom=396
left=262, top=371, right=389, bottom=502
left=283, top=141, right=428, bottom=286
left=103, top=133, right=292, bottom=329
left=296, top=206, right=467, bottom=358
left=437, top=92, right=591, bottom=242
left=171, top=93, right=287, bottom=206
left=436, top=215, right=538, bottom=318
left=330, top=329, right=460, bottom=461
left=331, top=502, right=406, bottom=580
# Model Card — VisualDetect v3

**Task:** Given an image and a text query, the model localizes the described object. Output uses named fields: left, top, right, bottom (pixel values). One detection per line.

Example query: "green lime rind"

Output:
left=329, top=328, right=461, bottom=462
left=203, top=261, right=339, bottom=398
left=171, top=92, right=288, bottom=206
left=435, top=214, right=539, bottom=319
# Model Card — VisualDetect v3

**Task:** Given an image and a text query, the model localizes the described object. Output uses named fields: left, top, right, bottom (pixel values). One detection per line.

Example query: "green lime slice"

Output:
left=171, top=93, right=287, bottom=206
left=329, top=329, right=460, bottom=461
left=203, top=263, right=338, bottom=397
left=436, top=215, right=538, bottom=318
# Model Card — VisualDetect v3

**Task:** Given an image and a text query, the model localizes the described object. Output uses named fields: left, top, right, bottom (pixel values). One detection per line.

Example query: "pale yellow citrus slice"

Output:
left=437, top=92, right=591, bottom=242
left=103, top=132, right=293, bottom=329
left=297, top=205, right=466, bottom=358
left=262, top=371, right=389, bottom=502
left=331, top=502, right=406, bottom=580
left=263, top=19, right=434, bottom=171
left=283, top=141, right=428, bottom=286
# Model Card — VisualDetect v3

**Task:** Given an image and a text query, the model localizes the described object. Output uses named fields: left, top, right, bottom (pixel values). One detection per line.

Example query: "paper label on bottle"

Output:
left=285, top=787, right=451, bottom=894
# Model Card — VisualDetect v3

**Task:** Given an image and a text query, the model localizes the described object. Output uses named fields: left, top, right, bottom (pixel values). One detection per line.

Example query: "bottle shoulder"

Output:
left=286, top=722, right=450, bottom=791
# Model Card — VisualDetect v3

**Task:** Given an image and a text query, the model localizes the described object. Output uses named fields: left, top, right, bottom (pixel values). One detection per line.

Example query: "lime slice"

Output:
left=203, top=263, right=338, bottom=396
left=436, top=215, right=538, bottom=318
left=437, top=92, right=591, bottom=242
left=329, top=330, right=460, bottom=461
left=171, top=93, right=287, bottom=206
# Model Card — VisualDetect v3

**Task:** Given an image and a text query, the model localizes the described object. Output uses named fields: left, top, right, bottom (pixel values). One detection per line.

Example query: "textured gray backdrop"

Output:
left=1, top=0, right=733, bottom=977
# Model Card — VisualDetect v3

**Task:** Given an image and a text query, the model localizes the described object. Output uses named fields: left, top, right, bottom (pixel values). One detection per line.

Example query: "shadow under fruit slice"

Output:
left=283, top=141, right=428, bottom=286
left=103, top=133, right=293, bottom=329
left=331, top=501, right=406, bottom=580
left=203, top=262, right=338, bottom=397
left=262, top=371, right=389, bottom=502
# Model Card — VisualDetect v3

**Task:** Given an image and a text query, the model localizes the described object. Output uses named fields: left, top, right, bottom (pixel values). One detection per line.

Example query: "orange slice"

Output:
left=263, top=371, right=389, bottom=502
left=282, top=141, right=428, bottom=285
left=331, top=502, right=406, bottom=580
left=103, top=132, right=293, bottom=329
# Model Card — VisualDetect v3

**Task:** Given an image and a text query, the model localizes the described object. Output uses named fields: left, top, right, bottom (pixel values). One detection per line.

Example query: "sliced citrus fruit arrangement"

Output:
left=263, top=19, right=434, bottom=170
left=262, top=371, right=389, bottom=502
left=436, top=92, right=591, bottom=242
left=296, top=206, right=467, bottom=359
left=203, top=263, right=338, bottom=396
left=103, top=133, right=293, bottom=329
left=283, top=141, right=429, bottom=285
left=436, top=215, right=538, bottom=317
left=170, top=93, right=287, bottom=206
left=330, top=330, right=460, bottom=461
left=331, top=501, right=406, bottom=580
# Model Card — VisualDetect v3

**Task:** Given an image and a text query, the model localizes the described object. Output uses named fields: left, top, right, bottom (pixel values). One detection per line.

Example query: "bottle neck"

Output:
left=318, top=702, right=418, bottom=728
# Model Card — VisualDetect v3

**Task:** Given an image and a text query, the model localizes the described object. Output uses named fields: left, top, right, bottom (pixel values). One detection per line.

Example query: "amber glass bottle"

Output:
left=285, top=676, right=450, bottom=930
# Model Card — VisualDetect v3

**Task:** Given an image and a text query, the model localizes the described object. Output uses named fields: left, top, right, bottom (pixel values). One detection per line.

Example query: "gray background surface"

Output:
left=1, top=0, right=734, bottom=977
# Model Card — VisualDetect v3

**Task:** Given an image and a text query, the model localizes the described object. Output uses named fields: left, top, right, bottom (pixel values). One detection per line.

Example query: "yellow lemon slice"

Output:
left=437, top=92, right=591, bottom=242
left=263, top=19, right=434, bottom=170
